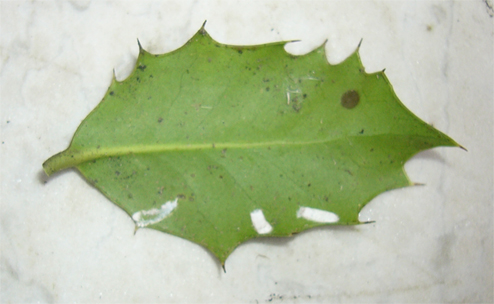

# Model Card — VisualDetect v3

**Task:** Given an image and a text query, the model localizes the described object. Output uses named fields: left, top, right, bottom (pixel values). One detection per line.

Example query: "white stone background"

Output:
left=1, top=0, right=492, bottom=303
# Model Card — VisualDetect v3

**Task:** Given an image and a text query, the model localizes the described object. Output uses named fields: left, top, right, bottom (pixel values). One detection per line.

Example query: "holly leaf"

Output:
left=43, top=24, right=460, bottom=266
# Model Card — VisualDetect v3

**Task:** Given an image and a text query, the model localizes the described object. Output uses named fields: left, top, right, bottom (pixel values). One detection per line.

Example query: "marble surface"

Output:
left=1, top=1, right=492, bottom=303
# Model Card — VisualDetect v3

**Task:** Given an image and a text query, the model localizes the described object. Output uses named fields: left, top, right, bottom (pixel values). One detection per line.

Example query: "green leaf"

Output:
left=43, top=25, right=461, bottom=266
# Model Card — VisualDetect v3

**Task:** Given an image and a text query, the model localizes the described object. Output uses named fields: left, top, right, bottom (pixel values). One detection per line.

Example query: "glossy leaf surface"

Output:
left=43, top=25, right=460, bottom=265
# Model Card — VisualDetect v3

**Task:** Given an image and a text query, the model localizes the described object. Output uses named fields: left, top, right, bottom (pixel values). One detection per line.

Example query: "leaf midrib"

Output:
left=43, top=132, right=446, bottom=176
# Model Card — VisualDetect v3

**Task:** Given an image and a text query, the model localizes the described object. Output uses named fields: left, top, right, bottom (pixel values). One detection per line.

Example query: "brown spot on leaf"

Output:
left=341, top=90, right=360, bottom=109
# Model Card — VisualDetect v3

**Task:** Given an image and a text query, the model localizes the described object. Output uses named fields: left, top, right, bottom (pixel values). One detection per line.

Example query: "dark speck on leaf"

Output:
left=138, top=64, right=146, bottom=71
left=341, top=90, right=360, bottom=109
left=359, top=129, right=364, bottom=134
left=158, top=117, right=163, bottom=123
left=238, top=50, right=243, bottom=54
left=109, top=91, right=114, bottom=96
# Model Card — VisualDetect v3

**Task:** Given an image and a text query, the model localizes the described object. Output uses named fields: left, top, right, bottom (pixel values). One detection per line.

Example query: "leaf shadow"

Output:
left=223, top=225, right=361, bottom=271
left=409, top=149, right=446, bottom=164
left=36, top=168, right=75, bottom=185
left=253, top=224, right=360, bottom=248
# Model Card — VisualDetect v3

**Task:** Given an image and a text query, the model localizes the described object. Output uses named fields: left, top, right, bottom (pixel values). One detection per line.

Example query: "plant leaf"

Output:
left=43, top=25, right=461, bottom=265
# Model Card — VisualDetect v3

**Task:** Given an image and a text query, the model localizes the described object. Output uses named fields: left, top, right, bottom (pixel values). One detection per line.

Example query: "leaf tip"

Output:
left=199, top=20, right=208, bottom=36
left=137, top=38, right=143, bottom=51
left=357, top=38, right=363, bottom=50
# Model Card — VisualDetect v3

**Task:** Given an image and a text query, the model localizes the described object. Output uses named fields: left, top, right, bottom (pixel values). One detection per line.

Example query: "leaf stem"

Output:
left=43, top=141, right=299, bottom=176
